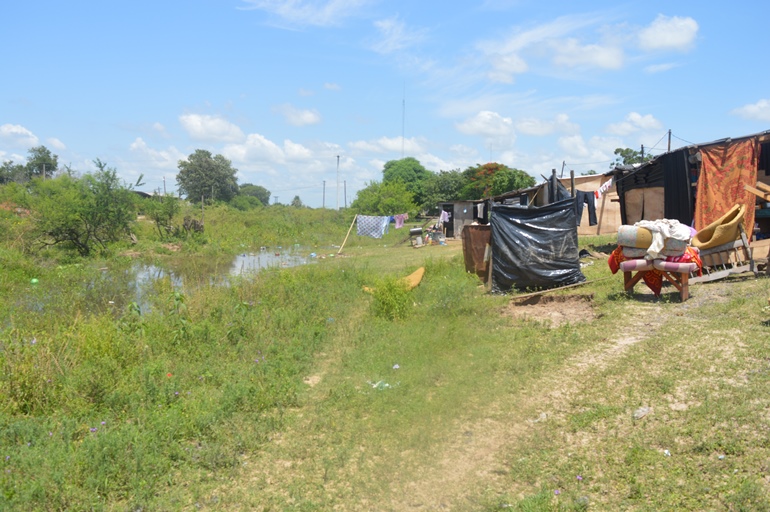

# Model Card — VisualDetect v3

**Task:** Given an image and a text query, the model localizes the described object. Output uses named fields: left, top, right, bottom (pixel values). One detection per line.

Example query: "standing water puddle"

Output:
left=129, top=248, right=317, bottom=311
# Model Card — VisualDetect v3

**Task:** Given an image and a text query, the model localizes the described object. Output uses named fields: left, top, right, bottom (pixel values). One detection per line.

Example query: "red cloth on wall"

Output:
left=694, top=139, right=757, bottom=232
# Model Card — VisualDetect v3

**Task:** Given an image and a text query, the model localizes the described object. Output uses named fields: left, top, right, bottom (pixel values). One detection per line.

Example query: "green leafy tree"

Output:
left=230, top=195, right=263, bottom=211
left=421, top=169, right=466, bottom=214
left=610, top=147, right=653, bottom=168
left=238, top=183, right=270, bottom=205
left=351, top=180, right=416, bottom=216
left=26, top=146, right=58, bottom=180
left=460, top=163, right=534, bottom=199
left=0, top=160, right=26, bottom=184
left=382, top=157, right=432, bottom=207
left=28, top=163, right=136, bottom=255
left=143, top=195, right=181, bottom=239
left=176, top=150, right=238, bottom=202
left=290, top=195, right=304, bottom=208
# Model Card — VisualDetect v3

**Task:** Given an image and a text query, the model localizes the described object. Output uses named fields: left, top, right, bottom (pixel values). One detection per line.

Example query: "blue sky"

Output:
left=2, top=0, right=769, bottom=207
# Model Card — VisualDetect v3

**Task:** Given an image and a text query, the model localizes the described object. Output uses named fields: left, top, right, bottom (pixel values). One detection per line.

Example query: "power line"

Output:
left=671, top=133, right=696, bottom=146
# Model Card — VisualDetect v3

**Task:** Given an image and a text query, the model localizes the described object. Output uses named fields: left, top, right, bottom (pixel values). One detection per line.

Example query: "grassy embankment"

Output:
left=3, top=202, right=770, bottom=510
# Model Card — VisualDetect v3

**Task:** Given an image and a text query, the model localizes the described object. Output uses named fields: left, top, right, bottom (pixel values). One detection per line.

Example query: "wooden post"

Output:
left=570, top=170, right=575, bottom=197
left=337, top=214, right=357, bottom=255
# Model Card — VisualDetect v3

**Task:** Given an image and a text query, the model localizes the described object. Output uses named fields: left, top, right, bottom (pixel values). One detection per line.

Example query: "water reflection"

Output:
left=230, top=250, right=310, bottom=275
left=129, top=248, right=314, bottom=311
left=4, top=248, right=317, bottom=323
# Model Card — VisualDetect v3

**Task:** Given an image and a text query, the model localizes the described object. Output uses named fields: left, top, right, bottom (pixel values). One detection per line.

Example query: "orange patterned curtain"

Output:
left=694, top=139, right=758, bottom=232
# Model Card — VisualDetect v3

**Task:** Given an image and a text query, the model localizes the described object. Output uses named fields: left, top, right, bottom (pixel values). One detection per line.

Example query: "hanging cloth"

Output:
left=357, top=215, right=390, bottom=238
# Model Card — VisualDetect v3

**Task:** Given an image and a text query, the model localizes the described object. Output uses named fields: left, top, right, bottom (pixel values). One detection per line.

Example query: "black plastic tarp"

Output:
left=490, top=198, right=586, bottom=292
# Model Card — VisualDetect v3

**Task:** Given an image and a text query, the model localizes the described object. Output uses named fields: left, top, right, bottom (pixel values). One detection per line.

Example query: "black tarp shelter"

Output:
left=490, top=197, right=586, bottom=292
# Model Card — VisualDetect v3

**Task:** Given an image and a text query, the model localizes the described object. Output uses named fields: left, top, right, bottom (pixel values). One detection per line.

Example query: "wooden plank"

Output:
left=744, top=184, right=770, bottom=201
left=509, top=276, right=612, bottom=301
left=756, top=181, right=770, bottom=194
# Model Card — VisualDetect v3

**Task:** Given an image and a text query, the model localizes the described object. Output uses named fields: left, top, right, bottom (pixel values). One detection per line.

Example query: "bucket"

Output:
left=409, top=228, right=423, bottom=236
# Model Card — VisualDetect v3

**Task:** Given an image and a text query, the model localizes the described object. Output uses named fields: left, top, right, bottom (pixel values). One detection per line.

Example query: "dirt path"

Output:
left=383, top=280, right=743, bottom=510
left=223, top=278, right=744, bottom=510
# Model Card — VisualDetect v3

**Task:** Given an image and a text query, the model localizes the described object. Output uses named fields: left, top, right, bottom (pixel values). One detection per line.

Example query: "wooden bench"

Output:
left=620, top=258, right=698, bottom=301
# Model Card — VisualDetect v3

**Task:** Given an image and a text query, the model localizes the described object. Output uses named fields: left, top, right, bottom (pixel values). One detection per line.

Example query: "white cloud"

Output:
left=551, top=38, right=624, bottom=69
left=129, top=138, right=185, bottom=170
left=324, top=82, right=341, bottom=91
left=638, top=15, right=698, bottom=52
left=298, top=88, right=314, bottom=96
left=275, top=104, right=322, bottom=126
left=449, top=144, right=479, bottom=160
left=0, top=124, right=39, bottom=147
left=223, top=133, right=285, bottom=164
left=240, top=0, right=372, bottom=27
left=348, top=136, right=424, bottom=154
left=456, top=111, right=518, bottom=152
left=150, top=122, right=170, bottom=138
left=284, top=140, right=313, bottom=160
left=370, top=16, right=426, bottom=55
left=487, top=53, right=528, bottom=84
left=456, top=111, right=514, bottom=138
left=558, top=134, right=617, bottom=165
left=477, top=14, right=606, bottom=83
left=516, top=114, right=579, bottom=136
left=47, top=137, right=66, bottom=150
left=179, top=114, right=245, bottom=143
left=731, top=99, right=770, bottom=122
left=644, top=62, right=678, bottom=74
left=606, top=112, right=662, bottom=136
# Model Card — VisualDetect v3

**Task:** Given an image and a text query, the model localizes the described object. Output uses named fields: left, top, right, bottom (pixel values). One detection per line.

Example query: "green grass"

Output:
left=3, top=203, right=770, bottom=510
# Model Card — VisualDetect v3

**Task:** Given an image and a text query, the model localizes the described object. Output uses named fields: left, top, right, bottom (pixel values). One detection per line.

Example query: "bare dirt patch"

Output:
left=503, top=293, right=596, bottom=327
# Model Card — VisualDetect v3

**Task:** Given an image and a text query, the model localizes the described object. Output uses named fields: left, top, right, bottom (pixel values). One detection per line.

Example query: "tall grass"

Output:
left=0, top=250, right=367, bottom=509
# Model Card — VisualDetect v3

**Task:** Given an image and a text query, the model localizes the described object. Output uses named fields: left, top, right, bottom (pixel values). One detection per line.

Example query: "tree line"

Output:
left=350, top=157, right=537, bottom=216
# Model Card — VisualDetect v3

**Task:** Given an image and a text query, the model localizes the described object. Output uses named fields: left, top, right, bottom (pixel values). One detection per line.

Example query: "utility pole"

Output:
left=668, top=129, right=672, bottom=152
left=344, top=180, right=347, bottom=208
left=163, top=176, right=166, bottom=195
left=641, top=144, right=645, bottom=160
left=336, top=155, right=340, bottom=211
left=322, top=180, right=326, bottom=209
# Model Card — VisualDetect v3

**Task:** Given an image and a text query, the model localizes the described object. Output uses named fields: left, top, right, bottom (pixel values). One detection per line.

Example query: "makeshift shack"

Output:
left=611, top=130, right=770, bottom=253
left=437, top=201, right=476, bottom=238
left=488, top=173, right=621, bottom=236
left=558, top=174, right=621, bottom=236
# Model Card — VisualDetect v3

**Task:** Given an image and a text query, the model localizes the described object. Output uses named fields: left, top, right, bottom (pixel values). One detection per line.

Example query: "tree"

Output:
left=290, top=195, right=304, bottom=208
left=26, top=146, right=58, bottom=180
left=143, top=195, right=181, bottom=239
left=0, top=160, right=26, bottom=184
left=460, top=163, right=534, bottom=200
left=421, top=169, right=465, bottom=214
left=28, top=163, right=136, bottom=256
left=176, top=150, right=238, bottom=202
left=382, top=157, right=432, bottom=207
left=350, top=180, right=416, bottom=216
left=238, top=183, right=270, bottom=205
left=610, top=147, right=653, bottom=168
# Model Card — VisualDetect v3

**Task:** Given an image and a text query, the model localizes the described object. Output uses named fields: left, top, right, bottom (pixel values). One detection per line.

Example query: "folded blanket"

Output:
left=635, top=219, right=692, bottom=259
left=617, top=225, right=653, bottom=249
left=622, top=237, right=687, bottom=259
